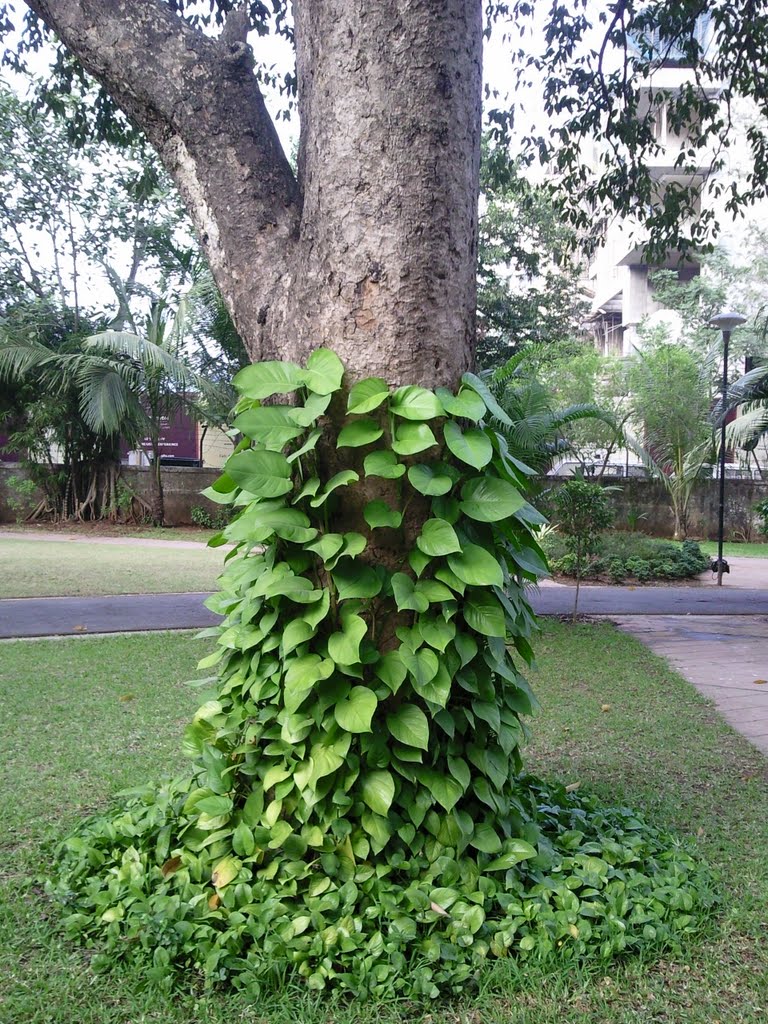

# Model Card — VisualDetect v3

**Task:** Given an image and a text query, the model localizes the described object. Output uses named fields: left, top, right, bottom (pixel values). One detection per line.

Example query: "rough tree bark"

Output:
left=25, top=0, right=482, bottom=388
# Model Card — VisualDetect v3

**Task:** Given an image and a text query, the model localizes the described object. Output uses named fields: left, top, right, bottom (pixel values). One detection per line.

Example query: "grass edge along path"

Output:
left=0, top=624, right=766, bottom=1023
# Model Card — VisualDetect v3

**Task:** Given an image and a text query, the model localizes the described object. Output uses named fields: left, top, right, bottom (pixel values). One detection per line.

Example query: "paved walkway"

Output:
left=614, top=615, right=768, bottom=755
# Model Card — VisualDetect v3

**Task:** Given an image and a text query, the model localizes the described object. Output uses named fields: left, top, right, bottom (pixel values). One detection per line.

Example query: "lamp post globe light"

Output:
left=708, top=311, right=747, bottom=587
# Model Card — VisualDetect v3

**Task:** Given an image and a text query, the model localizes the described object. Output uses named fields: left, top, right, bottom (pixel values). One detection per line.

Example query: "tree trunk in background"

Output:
left=26, top=0, right=482, bottom=388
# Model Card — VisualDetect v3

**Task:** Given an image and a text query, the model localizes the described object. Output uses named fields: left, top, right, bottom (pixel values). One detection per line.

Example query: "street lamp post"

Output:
left=708, top=311, right=747, bottom=586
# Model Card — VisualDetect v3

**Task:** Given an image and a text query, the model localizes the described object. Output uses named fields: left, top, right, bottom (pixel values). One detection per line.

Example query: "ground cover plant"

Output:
left=0, top=537, right=222, bottom=598
left=1, top=625, right=765, bottom=1023
left=543, top=531, right=710, bottom=584
left=42, top=352, right=715, bottom=1000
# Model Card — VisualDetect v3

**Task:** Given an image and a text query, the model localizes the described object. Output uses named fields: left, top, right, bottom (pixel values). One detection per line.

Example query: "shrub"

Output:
left=551, top=480, right=614, bottom=617
left=608, top=558, right=626, bottom=583
left=190, top=504, right=230, bottom=530
left=753, top=497, right=768, bottom=538
left=543, top=533, right=708, bottom=584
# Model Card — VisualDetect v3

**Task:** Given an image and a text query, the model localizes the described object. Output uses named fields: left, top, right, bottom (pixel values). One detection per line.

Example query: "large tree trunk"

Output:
left=26, top=0, right=482, bottom=388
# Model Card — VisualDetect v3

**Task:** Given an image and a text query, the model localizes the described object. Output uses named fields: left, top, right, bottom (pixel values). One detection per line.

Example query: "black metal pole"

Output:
left=717, top=329, right=730, bottom=586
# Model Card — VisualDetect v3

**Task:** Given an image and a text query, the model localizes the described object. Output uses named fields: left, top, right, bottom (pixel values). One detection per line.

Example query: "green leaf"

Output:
left=364, top=501, right=403, bottom=529
left=412, top=660, right=451, bottom=706
left=337, top=419, right=384, bottom=448
left=453, top=632, right=478, bottom=667
left=332, top=561, right=382, bottom=600
left=443, top=420, right=492, bottom=469
left=434, top=566, right=465, bottom=595
left=306, top=534, right=345, bottom=565
left=302, top=590, right=331, bottom=629
left=375, top=650, right=407, bottom=692
left=334, top=685, right=377, bottom=732
left=347, top=377, right=390, bottom=414
left=447, top=756, right=471, bottom=791
left=419, top=617, right=456, bottom=652
left=310, top=470, right=360, bottom=507
left=407, top=463, right=455, bottom=496
left=287, top=427, right=322, bottom=463
left=435, top=386, right=486, bottom=421
left=416, top=518, right=461, bottom=556
left=364, top=450, right=406, bottom=479
left=414, top=579, right=455, bottom=603
left=232, top=406, right=305, bottom=449
left=461, top=372, right=514, bottom=427
left=196, top=794, right=233, bottom=817
left=362, top=770, right=395, bottom=816
left=233, top=360, right=305, bottom=400
left=223, top=449, right=292, bottom=498
left=327, top=613, right=368, bottom=665
left=392, top=422, right=438, bottom=455
left=463, top=590, right=507, bottom=638
left=391, top=573, right=429, bottom=613
left=201, top=472, right=238, bottom=504
left=419, top=770, right=463, bottom=812
left=390, top=385, right=444, bottom=420
left=409, top=548, right=431, bottom=577
left=469, top=823, right=502, bottom=854
left=448, top=543, right=504, bottom=587
left=485, top=840, right=538, bottom=870
left=386, top=704, right=429, bottom=750
left=232, top=821, right=256, bottom=858
left=285, top=654, right=335, bottom=691
left=304, top=347, right=344, bottom=394
left=290, top=391, right=332, bottom=427
left=400, top=646, right=439, bottom=687
left=460, top=476, right=525, bottom=522
left=282, top=618, right=315, bottom=655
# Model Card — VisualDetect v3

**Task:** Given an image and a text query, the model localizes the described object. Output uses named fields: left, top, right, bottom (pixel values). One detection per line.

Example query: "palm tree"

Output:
left=79, top=297, right=230, bottom=524
left=484, top=349, right=622, bottom=474
left=626, top=343, right=715, bottom=540
left=715, top=362, right=768, bottom=479
left=0, top=297, right=229, bottom=525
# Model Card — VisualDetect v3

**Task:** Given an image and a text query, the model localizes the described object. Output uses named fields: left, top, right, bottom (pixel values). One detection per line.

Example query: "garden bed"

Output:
left=542, top=531, right=710, bottom=584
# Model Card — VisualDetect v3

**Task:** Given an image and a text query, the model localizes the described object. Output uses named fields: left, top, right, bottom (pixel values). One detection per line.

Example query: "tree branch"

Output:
left=24, top=0, right=302, bottom=359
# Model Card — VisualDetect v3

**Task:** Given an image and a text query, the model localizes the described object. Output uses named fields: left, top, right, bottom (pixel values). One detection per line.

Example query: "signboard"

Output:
left=121, top=409, right=200, bottom=463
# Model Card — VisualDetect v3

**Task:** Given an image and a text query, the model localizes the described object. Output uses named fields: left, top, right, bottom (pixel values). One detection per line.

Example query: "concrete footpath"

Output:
left=613, top=615, right=768, bottom=755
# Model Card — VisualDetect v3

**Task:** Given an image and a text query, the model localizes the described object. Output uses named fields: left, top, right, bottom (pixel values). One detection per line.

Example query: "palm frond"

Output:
left=0, top=336, right=57, bottom=381
left=74, top=357, right=142, bottom=435
left=725, top=403, right=768, bottom=450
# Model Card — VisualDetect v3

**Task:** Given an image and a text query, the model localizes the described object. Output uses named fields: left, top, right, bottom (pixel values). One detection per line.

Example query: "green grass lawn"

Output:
left=0, top=538, right=222, bottom=597
left=1, top=624, right=766, bottom=1023
left=698, top=540, right=768, bottom=558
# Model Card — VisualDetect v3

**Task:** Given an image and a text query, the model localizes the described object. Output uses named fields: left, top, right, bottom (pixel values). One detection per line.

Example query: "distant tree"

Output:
left=552, top=479, right=614, bottom=620
left=477, top=141, right=589, bottom=369
left=627, top=343, right=714, bottom=539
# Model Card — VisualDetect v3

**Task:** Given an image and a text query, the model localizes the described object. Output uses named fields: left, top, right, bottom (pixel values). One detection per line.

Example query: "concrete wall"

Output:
left=543, top=475, right=768, bottom=541
left=2, top=462, right=768, bottom=538
left=0, top=463, right=223, bottom=526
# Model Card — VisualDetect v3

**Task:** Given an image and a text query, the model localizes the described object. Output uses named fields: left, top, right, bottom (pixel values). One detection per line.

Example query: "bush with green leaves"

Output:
left=546, top=533, right=709, bottom=584
left=190, top=504, right=230, bottom=530
left=47, top=350, right=715, bottom=999
left=754, top=497, right=768, bottom=538
left=551, top=479, right=614, bottom=617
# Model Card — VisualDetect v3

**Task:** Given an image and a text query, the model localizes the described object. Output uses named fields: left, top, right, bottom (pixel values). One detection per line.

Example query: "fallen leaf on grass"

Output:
left=119, top=693, right=136, bottom=702
left=565, top=782, right=581, bottom=793
left=601, top=703, right=611, bottom=712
